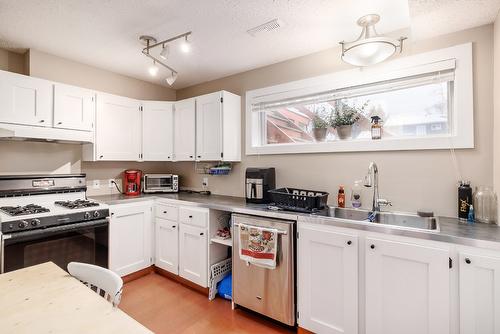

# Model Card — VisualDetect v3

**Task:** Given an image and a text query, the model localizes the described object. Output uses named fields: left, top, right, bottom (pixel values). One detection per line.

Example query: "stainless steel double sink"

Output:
left=325, top=207, right=439, bottom=231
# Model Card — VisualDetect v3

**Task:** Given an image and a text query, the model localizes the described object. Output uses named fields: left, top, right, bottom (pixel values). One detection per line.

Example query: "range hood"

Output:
left=0, top=123, right=93, bottom=144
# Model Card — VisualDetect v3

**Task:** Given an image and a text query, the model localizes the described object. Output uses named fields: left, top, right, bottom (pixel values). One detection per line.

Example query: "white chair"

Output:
left=67, top=262, right=123, bottom=307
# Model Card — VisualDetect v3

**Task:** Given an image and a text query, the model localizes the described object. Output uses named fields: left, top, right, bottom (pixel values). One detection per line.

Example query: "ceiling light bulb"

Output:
left=148, top=62, right=159, bottom=76
left=180, top=36, right=191, bottom=53
left=160, top=44, right=169, bottom=60
left=166, top=72, right=178, bottom=86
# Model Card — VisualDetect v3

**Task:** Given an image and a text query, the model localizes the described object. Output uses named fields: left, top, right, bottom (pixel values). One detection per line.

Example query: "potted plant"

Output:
left=331, top=101, right=368, bottom=139
left=312, top=113, right=329, bottom=142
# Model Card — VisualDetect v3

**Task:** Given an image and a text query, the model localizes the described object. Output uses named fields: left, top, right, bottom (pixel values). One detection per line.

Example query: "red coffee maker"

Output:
left=123, top=170, right=142, bottom=196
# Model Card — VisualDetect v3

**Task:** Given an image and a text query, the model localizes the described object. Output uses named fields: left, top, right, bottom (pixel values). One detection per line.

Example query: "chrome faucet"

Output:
left=364, top=162, right=392, bottom=212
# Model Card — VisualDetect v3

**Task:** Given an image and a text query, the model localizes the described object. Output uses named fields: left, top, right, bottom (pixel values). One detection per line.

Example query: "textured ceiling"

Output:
left=0, top=0, right=410, bottom=89
left=409, top=0, right=500, bottom=39
left=0, top=1, right=497, bottom=89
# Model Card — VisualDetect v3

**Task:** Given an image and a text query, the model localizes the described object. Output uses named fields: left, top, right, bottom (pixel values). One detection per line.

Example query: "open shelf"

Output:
left=211, top=237, right=232, bottom=247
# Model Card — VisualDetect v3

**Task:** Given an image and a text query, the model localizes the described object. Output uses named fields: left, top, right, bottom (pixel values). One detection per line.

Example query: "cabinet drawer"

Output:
left=156, top=203, right=179, bottom=221
left=179, top=207, right=208, bottom=228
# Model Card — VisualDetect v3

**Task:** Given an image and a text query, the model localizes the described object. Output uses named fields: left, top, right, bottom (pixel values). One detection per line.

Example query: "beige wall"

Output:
left=494, top=14, right=500, bottom=221
left=176, top=25, right=494, bottom=217
left=0, top=49, right=175, bottom=195
left=0, top=49, right=26, bottom=74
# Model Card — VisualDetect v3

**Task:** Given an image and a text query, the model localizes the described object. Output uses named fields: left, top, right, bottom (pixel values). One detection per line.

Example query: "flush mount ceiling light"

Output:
left=139, top=31, right=192, bottom=86
left=339, top=14, right=406, bottom=67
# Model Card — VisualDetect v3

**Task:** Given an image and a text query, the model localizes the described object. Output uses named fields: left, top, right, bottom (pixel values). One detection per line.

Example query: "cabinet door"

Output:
left=142, top=101, right=173, bottom=161
left=95, top=93, right=142, bottom=161
left=109, top=203, right=153, bottom=277
left=298, top=224, right=358, bottom=334
left=195, top=92, right=221, bottom=161
left=0, top=70, right=53, bottom=126
left=173, top=98, right=196, bottom=161
left=155, top=218, right=179, bottom=275
left=365, top=237, right=450, bottom=334
left=179, top=223, right=208, bottom=287
left=53, top=83, right=94, bottom=131
left=459, top=251, right=500, bottom=334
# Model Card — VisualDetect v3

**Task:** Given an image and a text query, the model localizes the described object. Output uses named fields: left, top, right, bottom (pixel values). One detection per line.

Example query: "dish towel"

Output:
left=238, top=223, right=278, bottom=269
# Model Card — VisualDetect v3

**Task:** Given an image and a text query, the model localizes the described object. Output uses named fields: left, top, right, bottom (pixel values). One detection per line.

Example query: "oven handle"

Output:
left=2, top=218, right=109, bottom=242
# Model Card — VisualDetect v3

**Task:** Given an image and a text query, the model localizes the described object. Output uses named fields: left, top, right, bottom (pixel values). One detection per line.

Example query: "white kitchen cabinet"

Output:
left=365, top=236, right=450, bottom=334
left=298, top=224, right=358, bottom=334
left=53, top=83, right=95, bottom=131
left=142, top=101, right=173, bottom=161
left=155, top=217, right=179, bottom=275
left=196, top=92, right=222, bottom=161
left=195, top=91, right=241, bottom=162
left=109, top=202, right=153, bottom=277
left=459, top=249, right=500, bottom=334
left=95, top=93, right=142, bottom=161
left=0, top=69, right=53, bottom=127
left=179, top=223, right=208, bottom=287
left=173, top=98, right=196, bottom=161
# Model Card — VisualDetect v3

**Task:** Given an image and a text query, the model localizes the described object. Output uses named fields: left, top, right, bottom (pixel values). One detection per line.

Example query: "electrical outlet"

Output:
left=108, top=179, right=115, bottom=188
left=202, top=177, right=208, bottom=188
left=92, top=180, right=100, bottom=189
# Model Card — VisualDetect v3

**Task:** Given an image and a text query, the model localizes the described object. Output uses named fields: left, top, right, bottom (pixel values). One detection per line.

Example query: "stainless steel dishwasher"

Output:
left=232, top=214, right=296, bottom=326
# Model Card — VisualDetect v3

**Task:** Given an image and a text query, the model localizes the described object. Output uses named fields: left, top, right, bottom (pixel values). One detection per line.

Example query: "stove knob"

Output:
left=30, top=218, right=41, bottom=226
left=18, top=221, right=29, bottom=229
left=84, top=212, right=91, bottom=220
left=93, top=211, right=100, bottom=218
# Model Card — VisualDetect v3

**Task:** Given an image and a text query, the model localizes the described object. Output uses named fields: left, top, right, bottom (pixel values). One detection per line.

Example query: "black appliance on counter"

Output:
left=245, top=168, right=276, bottom=204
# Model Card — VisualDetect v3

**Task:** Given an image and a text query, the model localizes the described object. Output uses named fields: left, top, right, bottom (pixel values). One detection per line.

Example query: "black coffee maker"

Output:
left=245, top=168, right=276, bottom=204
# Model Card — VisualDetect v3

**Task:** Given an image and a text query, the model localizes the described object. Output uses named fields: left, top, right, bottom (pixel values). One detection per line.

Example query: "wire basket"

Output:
left=208, top=257, right=232, bottom=300
left=268, top=187, right=329, bottom=213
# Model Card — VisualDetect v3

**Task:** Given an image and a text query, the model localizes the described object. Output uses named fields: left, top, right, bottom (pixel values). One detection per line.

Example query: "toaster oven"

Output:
left=143, top=174, right=179, bottom=193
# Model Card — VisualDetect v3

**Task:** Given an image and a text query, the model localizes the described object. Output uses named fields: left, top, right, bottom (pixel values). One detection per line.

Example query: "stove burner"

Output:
left=55, top=199, right=100, bottom=209
left=0, top=204, right=50, bottom=216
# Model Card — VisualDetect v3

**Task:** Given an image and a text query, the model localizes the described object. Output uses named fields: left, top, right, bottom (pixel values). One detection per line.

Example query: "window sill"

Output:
left=246, top=135, right=473, bottom=155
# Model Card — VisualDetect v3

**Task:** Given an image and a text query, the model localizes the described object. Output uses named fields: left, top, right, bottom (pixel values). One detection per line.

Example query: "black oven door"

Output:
left=1, top=219, right=108, bottom=273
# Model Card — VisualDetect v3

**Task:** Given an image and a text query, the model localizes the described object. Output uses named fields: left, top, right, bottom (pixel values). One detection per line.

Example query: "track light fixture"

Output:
left=139, top=31, right=192, bottom=85
left=159, top=44, right=169, bottom=60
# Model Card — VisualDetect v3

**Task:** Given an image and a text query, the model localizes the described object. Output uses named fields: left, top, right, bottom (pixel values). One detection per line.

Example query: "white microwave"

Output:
left=143, top=174, right=179, bottom=193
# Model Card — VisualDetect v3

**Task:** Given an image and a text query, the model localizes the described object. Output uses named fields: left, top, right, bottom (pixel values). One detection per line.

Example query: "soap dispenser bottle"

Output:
left=371, top=116, right=382, bottom=140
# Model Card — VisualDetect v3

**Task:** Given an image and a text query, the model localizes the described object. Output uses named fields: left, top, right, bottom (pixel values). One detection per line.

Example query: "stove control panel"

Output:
left=1, top=208, right=110, bottom=233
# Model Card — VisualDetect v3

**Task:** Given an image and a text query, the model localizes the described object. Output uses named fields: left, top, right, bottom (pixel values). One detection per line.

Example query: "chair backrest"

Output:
left=67, top=262, right=123, bottom=306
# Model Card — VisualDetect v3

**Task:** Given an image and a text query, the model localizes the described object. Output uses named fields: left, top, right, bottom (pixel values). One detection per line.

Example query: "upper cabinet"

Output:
left=53, top=83, right=95, bottom=131
left=95, top=93, right=142, bottom=161
left=196, top=91, right=241, bottom=162
left=173, top=98, right=196, bottom=161
left=0, top=70, right=53, bottom=127
left=142, top=101, right=174, bottom=161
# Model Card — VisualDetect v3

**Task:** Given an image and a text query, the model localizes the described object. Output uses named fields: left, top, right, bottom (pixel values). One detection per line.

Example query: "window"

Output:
left=246, top=43, right=473, bottom=155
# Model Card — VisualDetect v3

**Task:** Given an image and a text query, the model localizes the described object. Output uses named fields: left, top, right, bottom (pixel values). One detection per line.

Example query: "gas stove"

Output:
left=0, top=174, right=109, bottom=233
left=0, top=174, right=110, bottom=273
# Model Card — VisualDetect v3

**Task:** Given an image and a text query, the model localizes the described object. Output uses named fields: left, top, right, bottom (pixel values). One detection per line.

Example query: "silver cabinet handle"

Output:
left=233, top=223, right=288, bottom=235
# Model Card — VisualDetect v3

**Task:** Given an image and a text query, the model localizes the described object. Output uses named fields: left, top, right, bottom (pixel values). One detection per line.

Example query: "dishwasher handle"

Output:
left=233, top=222, right=288, bottom=235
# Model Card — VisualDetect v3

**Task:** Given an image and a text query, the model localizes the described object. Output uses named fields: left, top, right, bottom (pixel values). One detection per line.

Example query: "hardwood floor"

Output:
left=120, top=272, right=297, bottom=334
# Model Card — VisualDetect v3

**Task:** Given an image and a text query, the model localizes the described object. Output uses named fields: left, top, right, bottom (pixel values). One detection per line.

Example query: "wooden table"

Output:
left=0, top=262, right=153, bottom=334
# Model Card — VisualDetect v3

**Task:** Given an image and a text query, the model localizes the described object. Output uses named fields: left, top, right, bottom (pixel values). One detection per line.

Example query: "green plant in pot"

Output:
left=331, top=101, right=368, bottom=139
left=312, top=113, right=330, bottom=142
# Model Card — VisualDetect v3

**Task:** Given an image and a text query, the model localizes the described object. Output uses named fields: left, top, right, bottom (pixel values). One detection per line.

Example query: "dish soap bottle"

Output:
left=371, top=116, right=382, bottom=140
left=351, top=180, right=362, bottom=208
left=338, top=185, right=346, bottom=208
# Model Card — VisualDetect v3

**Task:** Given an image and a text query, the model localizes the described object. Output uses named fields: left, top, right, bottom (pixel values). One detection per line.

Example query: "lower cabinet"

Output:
left=155, top=218, right=179, bottom=275
left=459, top=250, right=500, bottom=334
left=179, top=223, right=208, bottom=287
left=365, top=236, right=450, bottom=334
left=109, top=202, right=153, bottom=277
left=298, top=224, right=358, bottom=334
